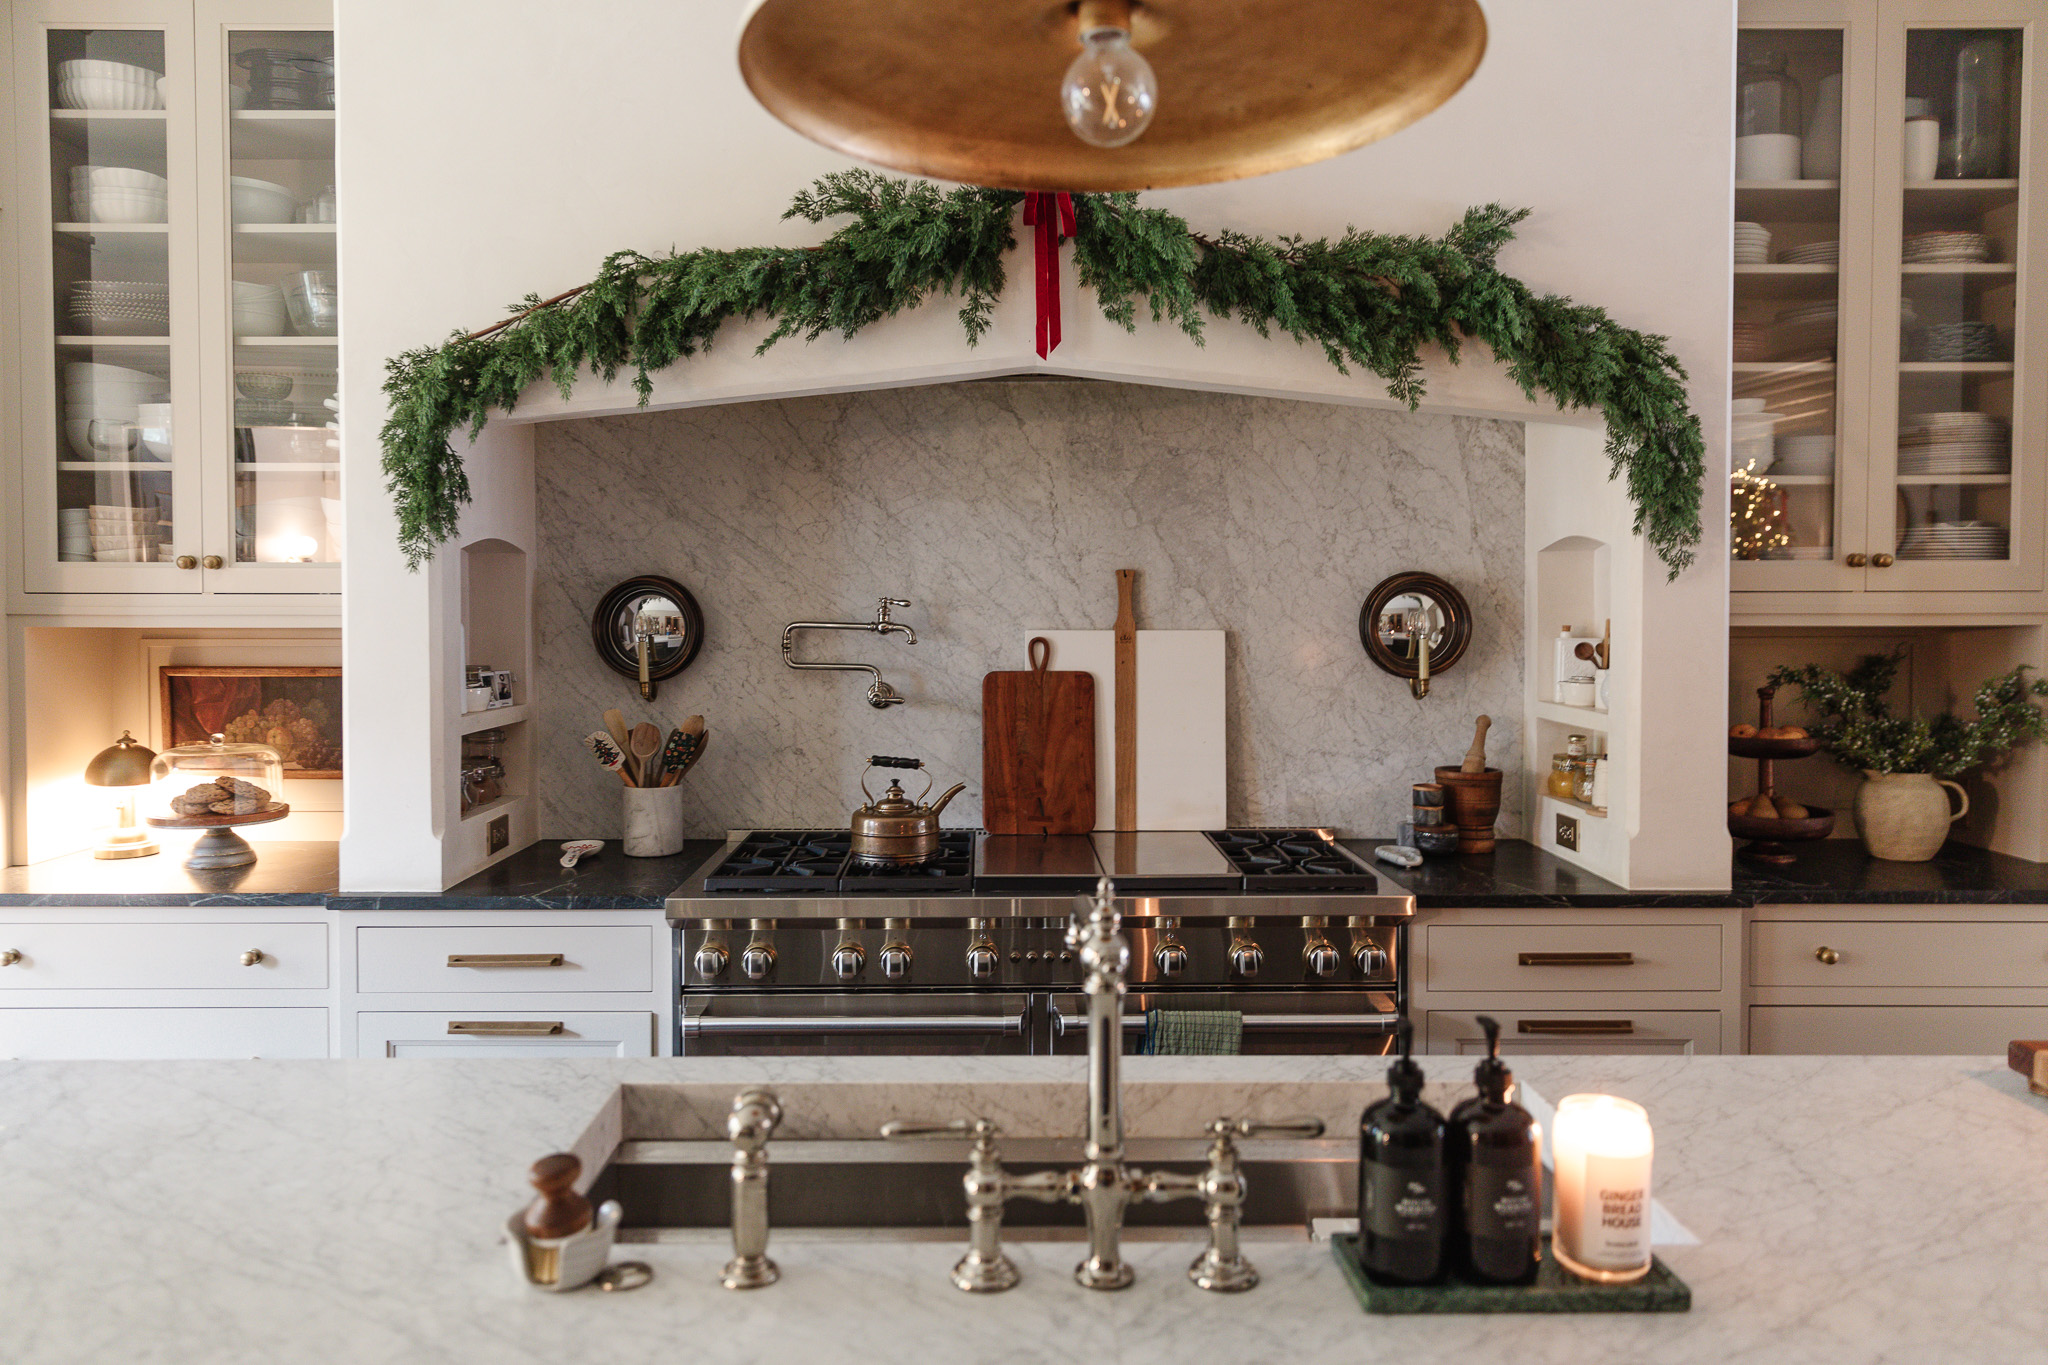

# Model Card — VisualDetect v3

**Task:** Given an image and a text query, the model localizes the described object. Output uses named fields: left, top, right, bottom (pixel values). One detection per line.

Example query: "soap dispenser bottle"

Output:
left=1358, top=1018, right=1447, bottom=1284
left=1446, top=1015, right=1542, bottom=1284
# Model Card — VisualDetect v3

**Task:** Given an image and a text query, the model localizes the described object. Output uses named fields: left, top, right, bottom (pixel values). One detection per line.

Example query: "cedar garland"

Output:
left=382, top=170, right=1705, bottom=576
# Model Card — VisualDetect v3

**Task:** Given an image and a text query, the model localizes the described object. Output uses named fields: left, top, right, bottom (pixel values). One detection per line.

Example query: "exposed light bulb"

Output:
left=1061, top=27, right=1156, bottom=148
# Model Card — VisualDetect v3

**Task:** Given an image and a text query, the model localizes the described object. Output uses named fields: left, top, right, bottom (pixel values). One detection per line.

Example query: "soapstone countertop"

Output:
left=0, top=840, right=337, bottom=906
left=3, top=1053, right=2044, bottom=1365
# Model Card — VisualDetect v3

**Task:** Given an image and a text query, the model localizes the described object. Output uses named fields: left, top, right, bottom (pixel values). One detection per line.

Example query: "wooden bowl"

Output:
left=1727, top=735, right=1822, bottom=760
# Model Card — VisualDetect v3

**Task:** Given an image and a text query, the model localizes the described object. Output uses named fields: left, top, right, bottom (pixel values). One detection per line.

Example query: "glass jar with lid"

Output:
left=1737, top=48, right=1801, bottom=137
left=1547, top=755, right=1578, bottom=799
left=142, top=733, right=287, bottom=869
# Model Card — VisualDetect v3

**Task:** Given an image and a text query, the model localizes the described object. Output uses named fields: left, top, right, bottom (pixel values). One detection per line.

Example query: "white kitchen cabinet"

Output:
left=357, top=1011, right=655, bottom=1058
left=0, top=1005, right=325, bottom=1057
left=0, top=918, right=326, bottom=988
left=1751, top=1004, right=2048, bottom=1051
left=1427, top=1009, right=1723, bottom=1057
left=1731, top=0, right=2047, bottom=612
left=7, top=0, right=339, bottom=609
left=354, top=924, right=654, bottom=994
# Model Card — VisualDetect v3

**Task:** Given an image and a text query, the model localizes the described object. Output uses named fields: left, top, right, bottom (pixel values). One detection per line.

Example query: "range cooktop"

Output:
left=1204, top=830, right=1381, bottom=892
left=699, top=829, right=977, bottom=895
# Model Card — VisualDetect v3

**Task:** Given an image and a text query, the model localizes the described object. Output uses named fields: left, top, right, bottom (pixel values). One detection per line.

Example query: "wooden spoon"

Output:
left=602, top=708, right=632, bottom=758
left=628, top=722, right=663, bottom=788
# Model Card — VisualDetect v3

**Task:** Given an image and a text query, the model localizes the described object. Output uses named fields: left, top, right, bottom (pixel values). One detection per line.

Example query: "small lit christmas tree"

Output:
left=1731, top=462, right=1790, bottom=560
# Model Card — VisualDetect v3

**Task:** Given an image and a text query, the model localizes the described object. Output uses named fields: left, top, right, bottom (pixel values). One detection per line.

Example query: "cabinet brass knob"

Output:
left=1815, top=946, right=1840, bottom=965
left=240, top=949, right=264, bottom=967
left=0, top=949, right=20, bottom=966
left=175, top=555, right=198, bottom=570
left=1844, top=553, right=1868, bottom=567
left=202, top=555, right=224, bottom=570
left=1871, top=553, right=1895, bottom=568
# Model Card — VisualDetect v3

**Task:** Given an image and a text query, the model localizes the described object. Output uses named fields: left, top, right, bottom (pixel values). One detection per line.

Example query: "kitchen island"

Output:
left=4, top=1053, right=2043, bottom=1363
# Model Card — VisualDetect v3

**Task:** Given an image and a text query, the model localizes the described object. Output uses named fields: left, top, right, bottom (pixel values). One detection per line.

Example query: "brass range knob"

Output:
left=1815, top=946, right=1840, bottom=965
left=175, top=555, right=198, bottom=570
left=202, top=554, right=224, bottom=570
left=240, top=949, right=264, bottom=967
left=1871, top=553, right=1895, bottom=568
left=0, top=949, right=20, bottom=966
left=1845, top=553, right=1868, bottom=567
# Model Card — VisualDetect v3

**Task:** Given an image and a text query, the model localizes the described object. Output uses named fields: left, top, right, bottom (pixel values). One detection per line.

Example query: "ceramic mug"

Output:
left=1904, top=117, right=1940, bottom=183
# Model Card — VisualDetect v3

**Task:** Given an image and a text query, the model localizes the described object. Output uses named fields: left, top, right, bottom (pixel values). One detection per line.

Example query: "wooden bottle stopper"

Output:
left=523, top=1153, right=594, bottom=1241
left=1461, top=715, right=1492, bottom=774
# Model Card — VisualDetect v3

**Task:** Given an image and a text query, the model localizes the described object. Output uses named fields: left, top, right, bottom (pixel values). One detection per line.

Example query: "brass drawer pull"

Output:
left=1517, top=951, right=1635, bottom=967
left=240, top=950, right=265, bottom=967
left=447, top=953, right=566, bottom=968
left=0, top=950, right=20, bottom=967
left=1517, top=1019, right=1635, bottom=1035
left=447, top=1021, right=565, bottom=1036
left=1815, top=946, right=1840, bottom=965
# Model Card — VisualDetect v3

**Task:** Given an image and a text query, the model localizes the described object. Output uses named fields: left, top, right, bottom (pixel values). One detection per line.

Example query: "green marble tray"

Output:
left=1330, top=1234, right=1691, bottom=1314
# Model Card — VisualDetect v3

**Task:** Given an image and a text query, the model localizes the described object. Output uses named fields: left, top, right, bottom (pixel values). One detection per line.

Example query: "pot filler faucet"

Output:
left=883, top=878, right=1325, bottom=1293
left=782, top=597, right=916, bottom=708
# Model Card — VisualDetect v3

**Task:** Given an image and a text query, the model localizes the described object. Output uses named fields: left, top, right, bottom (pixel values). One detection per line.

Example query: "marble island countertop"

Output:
left=5, top=1053, right=2046, bottom=1364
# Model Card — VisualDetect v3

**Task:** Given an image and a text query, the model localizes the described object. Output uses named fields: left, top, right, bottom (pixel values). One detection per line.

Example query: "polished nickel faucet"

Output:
left=782, top=597, right=916, bottom=707
left=885, top=879, right=1323, bottom=1293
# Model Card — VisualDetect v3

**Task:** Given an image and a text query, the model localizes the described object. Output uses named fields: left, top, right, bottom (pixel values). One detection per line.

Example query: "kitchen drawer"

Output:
left=1752, top=921, right=2048, bottom=990
left=355, top=925, right=654, bottom=994
left=0, top=922, right=327, bottom=990
left=1750, top=1005, right=2048, bottom=1055
left=357, top=1011, right=656, bottom=1058
left=0, top=1007, right=327, bottom=1059
left=1426, top=1009, right=1723, bottom=1056
left=1424, top=924, right=1722, bottom=993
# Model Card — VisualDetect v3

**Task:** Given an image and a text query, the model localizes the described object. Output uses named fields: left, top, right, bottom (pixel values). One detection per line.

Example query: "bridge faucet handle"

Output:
left=1206, top=1115, right=1327, bottom=1141
left=881, top=1116, right=997, bottom=1144
left=876, top=597, right=911, bottom=621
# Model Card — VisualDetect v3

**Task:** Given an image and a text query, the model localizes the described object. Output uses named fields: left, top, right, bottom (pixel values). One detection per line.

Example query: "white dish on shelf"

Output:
left=229, top=176, right=296, bottom=225
left=71, top=165, right=169, bottom=191
left=74, top=189, right=168, bottom=224
left=55, top=78, right=165, bottom=112
left=91, top=546, right=155, bottom=563
left=1735, top=133, right=1802, bottom=181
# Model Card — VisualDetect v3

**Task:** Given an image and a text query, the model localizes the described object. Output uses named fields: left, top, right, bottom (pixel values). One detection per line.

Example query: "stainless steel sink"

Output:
left=595, top=1137, right=1355, bottom=1242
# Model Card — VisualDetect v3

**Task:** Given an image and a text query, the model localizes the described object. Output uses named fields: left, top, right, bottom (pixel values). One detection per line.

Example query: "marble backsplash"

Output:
left=532, top=379, right=1524, bottom=840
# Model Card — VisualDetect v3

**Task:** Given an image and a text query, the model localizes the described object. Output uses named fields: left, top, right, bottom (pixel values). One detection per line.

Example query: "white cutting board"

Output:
left=1029, top=631, right=1225, bottom=830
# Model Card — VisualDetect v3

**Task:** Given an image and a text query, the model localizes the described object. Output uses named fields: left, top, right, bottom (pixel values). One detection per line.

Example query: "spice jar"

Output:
left=1547, top=755, right=1577, bottom=799
left=1565, top=734, right=1590, bottom=759
left=1575, top=757, right=1599, bottom=805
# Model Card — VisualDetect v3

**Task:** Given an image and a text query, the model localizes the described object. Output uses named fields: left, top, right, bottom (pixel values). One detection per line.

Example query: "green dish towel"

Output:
left=1142, top=1009, right=1243, bottom=1056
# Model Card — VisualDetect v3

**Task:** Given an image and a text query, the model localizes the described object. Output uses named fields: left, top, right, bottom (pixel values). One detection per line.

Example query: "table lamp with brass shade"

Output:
left=84, top=730, right=158, bottom=860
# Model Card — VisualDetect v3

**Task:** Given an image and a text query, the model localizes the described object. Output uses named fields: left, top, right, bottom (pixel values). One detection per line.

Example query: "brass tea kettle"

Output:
left=850, top=756, right=966, bottom=865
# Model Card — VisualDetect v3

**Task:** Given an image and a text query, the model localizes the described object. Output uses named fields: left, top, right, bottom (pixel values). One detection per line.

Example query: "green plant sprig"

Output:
left=1767, top=650, right=2048, bottom=778
left=382, top=173, right=1706, bottom=576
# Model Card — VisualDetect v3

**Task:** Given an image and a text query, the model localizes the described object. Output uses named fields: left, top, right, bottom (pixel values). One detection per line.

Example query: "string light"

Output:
left=1731, top=461, right=1790, bottom=560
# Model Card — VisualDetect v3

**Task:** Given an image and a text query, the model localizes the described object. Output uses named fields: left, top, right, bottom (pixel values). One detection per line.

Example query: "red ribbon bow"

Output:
left=1022, top=191, right=1078, bottom=359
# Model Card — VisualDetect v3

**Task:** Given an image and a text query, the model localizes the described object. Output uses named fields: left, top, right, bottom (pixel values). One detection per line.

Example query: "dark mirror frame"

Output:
left=591, top=575, right=705, bottom=686
left=1358, top=572, right=1471, bottom=682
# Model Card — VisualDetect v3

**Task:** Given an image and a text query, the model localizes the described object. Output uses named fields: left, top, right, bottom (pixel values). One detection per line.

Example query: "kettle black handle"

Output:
left=869, top=755, right=924, bottom=771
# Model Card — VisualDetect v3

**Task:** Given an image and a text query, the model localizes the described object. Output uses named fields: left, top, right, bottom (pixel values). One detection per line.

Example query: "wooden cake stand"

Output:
left=1728, top=686, right=1834, bottom=865
left=145, top=801, right=289, bottom=871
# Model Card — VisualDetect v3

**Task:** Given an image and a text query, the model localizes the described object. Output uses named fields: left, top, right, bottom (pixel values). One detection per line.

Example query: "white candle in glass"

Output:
left=1551, top=1093, right=1653, bottom=1283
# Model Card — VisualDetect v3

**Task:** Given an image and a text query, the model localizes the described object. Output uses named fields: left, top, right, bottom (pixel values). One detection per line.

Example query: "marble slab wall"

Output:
left=532, top=379, right=1524, bottom=840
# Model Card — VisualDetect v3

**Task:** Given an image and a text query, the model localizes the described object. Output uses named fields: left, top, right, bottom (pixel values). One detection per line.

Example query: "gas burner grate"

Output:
left=838, top=831, right=976, bottom=894
left=1204, top=830, right=1379, bottom=892
left=702, top=831, right=854, bottom=893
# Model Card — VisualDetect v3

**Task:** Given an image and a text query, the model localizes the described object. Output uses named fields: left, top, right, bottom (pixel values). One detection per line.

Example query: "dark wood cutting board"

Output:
left=983, top=636, right=1096, bottom=835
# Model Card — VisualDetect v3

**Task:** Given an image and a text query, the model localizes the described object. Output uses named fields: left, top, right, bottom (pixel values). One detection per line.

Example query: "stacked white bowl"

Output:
left=1732, top=397, right=1782, bottom=474
left=87, top=503, right=157, bottom=561
left=232, top=279, right=289, bottom=336
left=70, top=164, right=168, bottom=224
left=229, top=176, right=295, bottom=224
left=55, top=59, right=165, bottom=111
left=58, top=507, right=92, bottom=562
left=64, top=360, right=167, bottom=462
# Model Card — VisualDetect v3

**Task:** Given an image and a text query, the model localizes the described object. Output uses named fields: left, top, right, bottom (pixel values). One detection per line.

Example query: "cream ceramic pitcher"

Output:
left=1854, top=770, right=1969, bottom=862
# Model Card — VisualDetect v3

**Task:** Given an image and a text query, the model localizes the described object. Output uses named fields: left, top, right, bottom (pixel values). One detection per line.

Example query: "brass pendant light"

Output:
left=736, top=0, right=1487, bottom=192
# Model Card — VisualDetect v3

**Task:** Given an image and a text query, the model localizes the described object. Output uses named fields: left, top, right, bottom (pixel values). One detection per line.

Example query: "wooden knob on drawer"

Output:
left=240, top=949, right=265, bottom=967
left=0, top=949, right=20, bottom=966
left=1844, top=553, right=1868, bottom=567
left=1815, top=946, right=1840, bottom=965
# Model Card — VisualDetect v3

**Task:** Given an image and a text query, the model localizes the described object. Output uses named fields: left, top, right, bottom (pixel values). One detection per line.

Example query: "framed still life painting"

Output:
left=159, top=666, right=342, bottom=779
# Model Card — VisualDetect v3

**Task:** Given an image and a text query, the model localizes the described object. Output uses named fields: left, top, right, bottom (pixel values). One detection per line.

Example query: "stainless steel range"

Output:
left=665, top=829, right=1413, bottom=1056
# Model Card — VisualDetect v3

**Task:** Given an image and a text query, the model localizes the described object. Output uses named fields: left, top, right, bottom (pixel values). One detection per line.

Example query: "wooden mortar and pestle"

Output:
left=1434, top=715, right=1503, bottom=855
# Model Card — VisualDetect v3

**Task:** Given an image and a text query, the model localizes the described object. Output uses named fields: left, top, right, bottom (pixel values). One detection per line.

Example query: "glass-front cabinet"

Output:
left=11, top=0, right=337, bottom=598
left=1732, top=0, right=2043, bottom=605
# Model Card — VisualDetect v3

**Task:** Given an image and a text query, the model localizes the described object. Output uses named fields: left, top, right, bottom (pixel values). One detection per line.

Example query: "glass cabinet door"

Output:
left=195, top=9, right=337, bottom=590
left=1871, top=10, right=2038, bottom=591
left=19, top=9, right=203, bottom=592
left=1730, top=16, right=1877, bottom=592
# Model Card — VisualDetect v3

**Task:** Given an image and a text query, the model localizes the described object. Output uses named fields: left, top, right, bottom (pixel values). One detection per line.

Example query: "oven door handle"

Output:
left=683, top=1007, right=1028, bottom=1037
left=1049, top=1005, right=1399, bottom=1038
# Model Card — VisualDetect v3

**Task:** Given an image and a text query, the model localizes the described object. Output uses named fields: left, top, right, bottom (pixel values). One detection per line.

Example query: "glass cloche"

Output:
left=146, top=732, right=285, bottom=823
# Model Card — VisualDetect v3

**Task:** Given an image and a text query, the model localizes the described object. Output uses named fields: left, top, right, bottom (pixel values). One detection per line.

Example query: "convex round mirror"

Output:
left=1360, top=572, right=1471, bottom=699
left=592, top=575, right=704, bottom=700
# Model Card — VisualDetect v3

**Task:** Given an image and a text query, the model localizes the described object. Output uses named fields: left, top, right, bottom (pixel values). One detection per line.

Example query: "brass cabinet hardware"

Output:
left=0, top=950, right=19, bottom=966
left=1871, top=553, right=1895, bottom=568
left=1815, top=946, right=1840, bottom=965
left=446, top=953, right=565, bottom=968
left=201, top=554, right=224, bottom=569
left=1517, top=1019, right=1635, bottom=1035
left=239, top=949, right=264, bottom=967
left=1517, top=951, right=1635, bottom=967
left=1845, top=552, right=1869, bottom=567
left=175, top=555, right=198, bottom=570
left=447, top=1020, right=564, bottom=1036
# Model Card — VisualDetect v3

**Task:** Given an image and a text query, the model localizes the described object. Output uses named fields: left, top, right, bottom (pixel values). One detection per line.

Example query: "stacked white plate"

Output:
left=229, top=176, right=295, bottom=225
left=58, top=507, right=91, bottom=561
left=1732, top=319, right=1773, bottom=362
left=1734, top=221, right=1772, bottom=265
left=68, top=279, right=169, bottom=336
left=85, top=502, right=158, bottom=562
left=1903, top=230, right=1992, bottom=264
left=1897, top=521, right=2008, bottom=559
left=1780, top=240, right=1840, bottom=265
left=1773, top=433, right=1836, bottom=476
left=1774, top=300, right=1841, bottom=358
left=64, top=359, right=168, bottom=461
left=1898, top=411, right=2010, bottom=475
left=1916, top=321, right=2004, bottom=363
left=232, top=280, right=289, bottom=336
left=54, top=59, right=164, bottom=111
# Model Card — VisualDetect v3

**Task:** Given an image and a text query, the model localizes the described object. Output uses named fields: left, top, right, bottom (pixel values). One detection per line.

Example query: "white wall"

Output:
left=338, top=0, right=1735, bottom=889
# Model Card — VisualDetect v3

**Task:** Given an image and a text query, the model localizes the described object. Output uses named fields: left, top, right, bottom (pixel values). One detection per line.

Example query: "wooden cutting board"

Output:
left=1029, top=630, right=1226, bottom=830
left=982, top=636, right=1097, bottom=835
